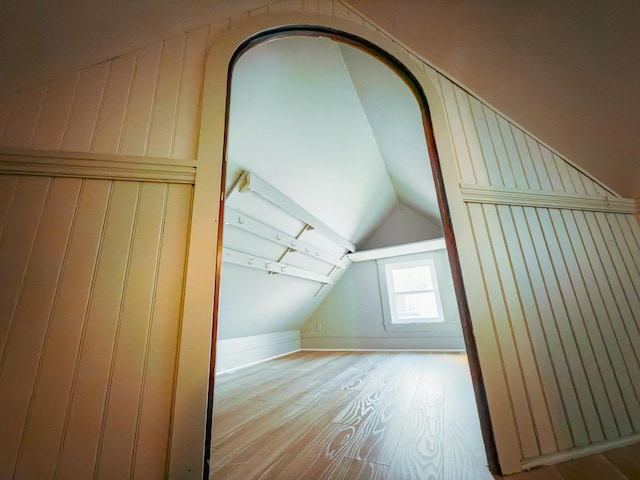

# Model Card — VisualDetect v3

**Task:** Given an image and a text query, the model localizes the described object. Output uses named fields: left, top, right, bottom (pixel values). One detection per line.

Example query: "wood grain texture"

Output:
left=209, top=351, right=494, bottom=480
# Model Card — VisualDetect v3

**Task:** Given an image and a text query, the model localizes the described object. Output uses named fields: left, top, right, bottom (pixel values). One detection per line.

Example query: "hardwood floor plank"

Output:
left=442, top=353, right=494, bottom=479
left=387, top=354, right=444, bottom=479
left=604, top=445, right=640, bottom=480
left=211, top=392, right=354, bottom=480
left=302, top=456, right=389, bottom=480
left=507, top=465, right=565, bottom=479
left=209, top=351, right=489, bottom=480
left=556, top=454, right=629, bottom=480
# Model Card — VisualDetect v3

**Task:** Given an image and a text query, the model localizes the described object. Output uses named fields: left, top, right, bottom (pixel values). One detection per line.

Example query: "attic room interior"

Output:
left=0, top=1, right=639, bottom=479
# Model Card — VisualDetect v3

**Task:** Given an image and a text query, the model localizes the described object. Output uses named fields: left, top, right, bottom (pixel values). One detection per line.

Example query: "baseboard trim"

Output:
left=521, top=432, right=640, bottom=471
left=214, top=330, right=300, bottom=373
left=300, top=347, right=465, bottom=353
left=300, top=335, right=465, bottom=351
left=215, top=349, right=301, bottom=375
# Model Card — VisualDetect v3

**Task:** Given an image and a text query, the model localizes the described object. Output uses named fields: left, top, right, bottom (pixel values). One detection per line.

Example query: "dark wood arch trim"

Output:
left=204, top=25, right=501, bottom=478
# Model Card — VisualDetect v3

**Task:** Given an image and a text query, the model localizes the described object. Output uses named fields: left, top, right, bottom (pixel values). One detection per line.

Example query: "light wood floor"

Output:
left=209, top=350, right=492, bottom=479
left=209, top=350, right=640, bottom=480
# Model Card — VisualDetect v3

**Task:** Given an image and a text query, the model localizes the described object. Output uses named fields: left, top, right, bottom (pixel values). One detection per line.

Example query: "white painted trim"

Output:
left=460, top=183, right=638, bottom=214
left=179, top=5, right=523, bottom=476
left=225, top=207, right=347, bottom=268
left=347, top=238, right=446, bottom=262
left=300, top=347, right=465, bottom=352
left=215, top=330, right=301, bottom=373
left=300, top=335, right=466, bottom=351
left=238, top=171, right=356, bottom=252
left=0, top=148, right=197, bottom=183
left=521, top=433, right=640, bottom=471
left=222, top=247, right=334, bottom=284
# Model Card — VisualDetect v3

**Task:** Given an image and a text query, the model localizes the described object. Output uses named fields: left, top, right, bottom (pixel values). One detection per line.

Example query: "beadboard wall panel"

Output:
left=0, top=175, right=192, bottom=479
left=431, top=68, right=640, bottom=466
left=0, top=27, right=210, bottom=161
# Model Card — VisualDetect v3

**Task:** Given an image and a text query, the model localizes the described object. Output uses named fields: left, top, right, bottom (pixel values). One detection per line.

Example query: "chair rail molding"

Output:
left=0, top=148, right=197, bottom=184
left=460, top=183, right=638, bottom=214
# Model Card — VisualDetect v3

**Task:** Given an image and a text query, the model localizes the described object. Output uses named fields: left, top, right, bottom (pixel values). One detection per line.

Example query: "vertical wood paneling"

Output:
left=132, top=184, right=191, bottom=478
left=0, top=174, right=189, bottom=479
left=173, top=25, right=209, bottom=160
left=92, top=53, right=137, bottom=154
left=491, top=204, right=558, bottom=454
left=119, top=44, right=163, bottom=156
left=94, top=183, right=167, bottom=479
left=455, top=87, right=489, bottom=184
left=13, top=180, right=110, bottom=479
left=0, top=175, right=18, bottom=236
left=500, top=205, right=572, bottom=452
left=607, top=214, right=640, bottom=306
left=484, top=107, right=516, bottom=188
left=469, top=98, right=502, bottom=186
left=546, top=209, right=618, bottom=439
left=56, top=181, right=139, bottom=479
left=0, top=177, right=51, bottom=358
left=436, top=76, right=476, bottom=184
left=31, top=72, right=79, bottom=150
left=147, top=35, right=187, bottom=158
left=497, top=117, right=528, bottom=189
left=539, top=146, right=565, bottom=191
left=0, top=83, right=48, bottom=148
left=521, top=206, right=591, bottom=446
left=561, top=210, right=635, bottom=436
left=0, top=178, right=81, bottom=478
left=61, top=62, right=110, bottom=152
left=525, top=138, right=553, bottom=191
left=535, top=208, right=605, bottom=443
left=467, top=203, right=538, bottom=459
left=553, top=154, right=578, bottom=192
left=578, top=211, right=640, bottom=422
left=456, top=202, right=522, bottom=469
left=428, top=59, right=640, bottom=465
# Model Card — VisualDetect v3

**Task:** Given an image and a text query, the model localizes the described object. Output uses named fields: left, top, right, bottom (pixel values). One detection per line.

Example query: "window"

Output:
left=375, top=247, right=458, bottom=333
left=383, top=258, right=444, bottom=324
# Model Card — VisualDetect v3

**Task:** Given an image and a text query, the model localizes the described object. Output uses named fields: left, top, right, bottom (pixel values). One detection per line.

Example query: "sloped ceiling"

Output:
left=218, top=36, right=439, bottom=340
left=0, top=0, right=638, bottom=198
left=226, top=36, right=439, bottom=246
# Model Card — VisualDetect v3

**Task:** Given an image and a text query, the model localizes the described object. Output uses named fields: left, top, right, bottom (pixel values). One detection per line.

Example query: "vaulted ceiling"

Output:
left=1, top=0, right=638, bottom=198
left=226, top=36, right=439, bottom=246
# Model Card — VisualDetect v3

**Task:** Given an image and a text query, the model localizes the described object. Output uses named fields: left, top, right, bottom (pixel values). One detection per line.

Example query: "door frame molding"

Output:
left=171, top=10, right=507, bottom=478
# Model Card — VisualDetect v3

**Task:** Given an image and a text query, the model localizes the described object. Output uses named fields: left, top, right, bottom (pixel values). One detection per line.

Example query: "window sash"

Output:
left=384, top=258, right=444, bottom=324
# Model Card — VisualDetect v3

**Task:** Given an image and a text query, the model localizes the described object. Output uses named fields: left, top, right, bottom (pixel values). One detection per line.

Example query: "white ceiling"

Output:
left=226, top=36, right=440, bottom=246
left=0, top=0, right=637, bottom=198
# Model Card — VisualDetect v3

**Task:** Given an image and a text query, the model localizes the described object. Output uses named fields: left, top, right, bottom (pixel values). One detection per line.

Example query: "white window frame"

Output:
left=377, top=249, right=459, bottom=334
left=382, top=257, right=444, bottom=325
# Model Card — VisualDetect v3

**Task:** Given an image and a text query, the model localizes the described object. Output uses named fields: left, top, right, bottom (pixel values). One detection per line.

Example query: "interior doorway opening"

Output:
left=206, top=27, right=498, bottom=478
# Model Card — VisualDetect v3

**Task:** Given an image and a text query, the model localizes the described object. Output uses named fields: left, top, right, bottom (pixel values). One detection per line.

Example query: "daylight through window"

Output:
left=384, top=258, right=444, bottom=324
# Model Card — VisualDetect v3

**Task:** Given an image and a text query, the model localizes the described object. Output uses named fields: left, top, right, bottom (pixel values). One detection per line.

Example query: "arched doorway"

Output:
left=203, top=27, right=498, bottom=478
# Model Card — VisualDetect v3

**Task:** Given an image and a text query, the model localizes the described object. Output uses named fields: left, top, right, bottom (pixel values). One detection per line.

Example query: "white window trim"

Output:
left=382, top=257, right=444, bottom=324
left=377, top=250, right=460, bottom=334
